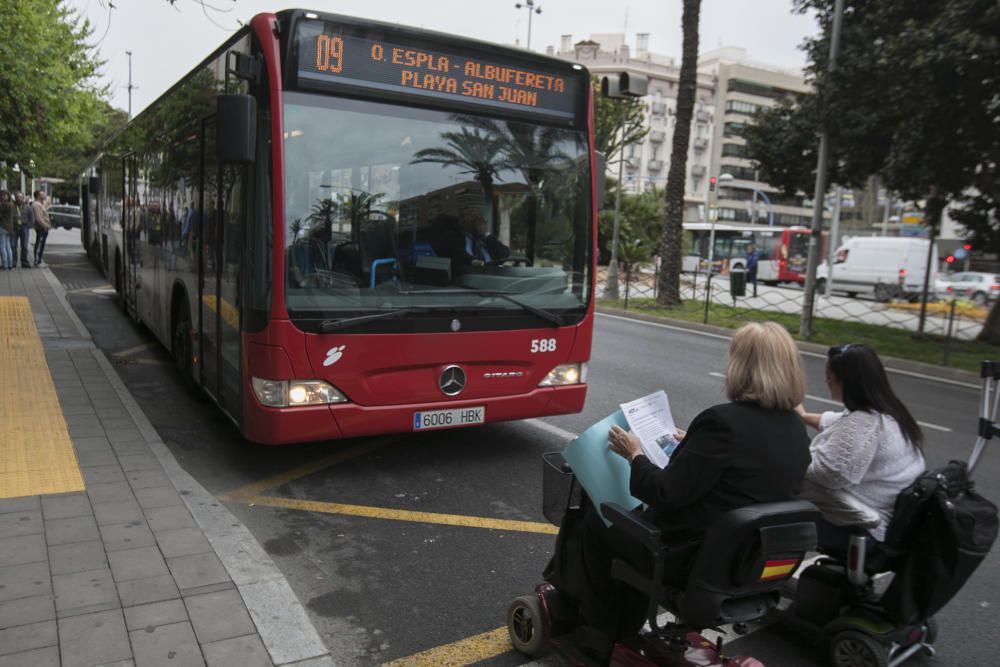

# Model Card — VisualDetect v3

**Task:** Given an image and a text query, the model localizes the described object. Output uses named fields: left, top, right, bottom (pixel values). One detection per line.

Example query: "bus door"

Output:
left=122, top=154, right=140, bottom=316
left=217, top=163, right=245, bottom=419
left=199, top=118, right=221, bottom=400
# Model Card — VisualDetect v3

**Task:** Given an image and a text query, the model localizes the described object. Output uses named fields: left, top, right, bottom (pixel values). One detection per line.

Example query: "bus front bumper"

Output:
left=241, top=384, right=587, bottom=445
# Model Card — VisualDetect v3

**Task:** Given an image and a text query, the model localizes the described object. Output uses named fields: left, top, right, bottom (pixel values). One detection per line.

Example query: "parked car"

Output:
left=934, top=271, right=1000, bottom=306
left=816, top=236, right=937, bottom=302
left=48, top=204, right=81, bottom=230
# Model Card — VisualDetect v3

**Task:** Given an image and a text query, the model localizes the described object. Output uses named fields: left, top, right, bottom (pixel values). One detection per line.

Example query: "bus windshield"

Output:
left=282, top=93, right=592, bottom=330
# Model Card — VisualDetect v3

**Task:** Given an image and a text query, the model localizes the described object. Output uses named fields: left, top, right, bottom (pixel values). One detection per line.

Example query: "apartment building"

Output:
left=551, top=34, right=716, bottom=202
left=554, top=37, right=827, bottom=227
left=697, top=47, right=817, bottom=228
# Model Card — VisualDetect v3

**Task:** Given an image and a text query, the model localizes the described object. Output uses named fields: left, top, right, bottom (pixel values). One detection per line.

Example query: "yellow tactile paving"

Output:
left=0, top=297, right=85, bottom=498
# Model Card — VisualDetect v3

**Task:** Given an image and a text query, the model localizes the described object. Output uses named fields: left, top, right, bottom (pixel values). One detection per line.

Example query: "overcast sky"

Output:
left=69, top=0, right=819, bottom=115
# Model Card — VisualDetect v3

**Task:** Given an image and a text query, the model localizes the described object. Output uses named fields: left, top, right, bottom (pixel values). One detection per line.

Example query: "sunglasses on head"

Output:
left=828, top=343, right=856, bottom=358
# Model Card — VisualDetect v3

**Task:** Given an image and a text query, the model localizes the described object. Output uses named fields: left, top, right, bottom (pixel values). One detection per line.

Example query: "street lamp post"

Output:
left=514, top=1, right=542, bottom=50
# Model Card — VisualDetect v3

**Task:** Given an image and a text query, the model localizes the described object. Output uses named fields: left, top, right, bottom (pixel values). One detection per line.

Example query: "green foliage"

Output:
left=44, top=102, right=128, bottom=201
left=598, top=185, right=665, bottom=264
left=745, top=0, right=1000, bottom=247
left=591, top=76, right=648, bottom=164
left=0, top=1, right=106, bottom=180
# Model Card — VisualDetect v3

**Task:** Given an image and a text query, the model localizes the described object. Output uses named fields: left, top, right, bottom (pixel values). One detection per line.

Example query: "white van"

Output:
left=817, top=237, right=938, bottom=302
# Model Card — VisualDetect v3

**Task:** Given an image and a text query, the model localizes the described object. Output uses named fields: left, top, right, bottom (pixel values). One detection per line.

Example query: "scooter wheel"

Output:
left=830, top=630, right=889, bottom=667
left=507, top=594, right=545, bottom=656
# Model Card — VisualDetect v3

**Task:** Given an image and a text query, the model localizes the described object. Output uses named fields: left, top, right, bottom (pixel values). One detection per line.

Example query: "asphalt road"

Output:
left=42, top=229, right=999, bottom=666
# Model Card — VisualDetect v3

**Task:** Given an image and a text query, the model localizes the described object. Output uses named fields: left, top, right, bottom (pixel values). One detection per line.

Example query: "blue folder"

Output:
left=561, top=409, right=642, bottom=526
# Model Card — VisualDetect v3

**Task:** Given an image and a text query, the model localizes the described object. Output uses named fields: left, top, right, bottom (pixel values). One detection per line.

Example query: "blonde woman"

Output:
left=552, top=322, right=812, bottom=663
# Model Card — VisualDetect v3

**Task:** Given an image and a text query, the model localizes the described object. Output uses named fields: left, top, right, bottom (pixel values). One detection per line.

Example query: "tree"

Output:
left=0, top=1, right=105, bottom=181
left=655, top=0, right=701, bottom=306
left=743, top=0, right=1000, bottom=338
left=597, top=186, right=665, bottom=264
left=42, top=101, right=128, bottom=202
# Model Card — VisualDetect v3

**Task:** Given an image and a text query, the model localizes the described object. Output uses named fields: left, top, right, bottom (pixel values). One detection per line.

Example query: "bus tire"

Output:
left=815, top=278, right=827, bottom=295
left=874, top=284, right=892, bottom=303
left=172, top=300, right=198, bottom=394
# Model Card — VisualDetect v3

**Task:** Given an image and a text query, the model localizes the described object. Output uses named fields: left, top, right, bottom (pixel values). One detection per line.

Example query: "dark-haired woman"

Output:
left=797, top=343, right=925, bottom=551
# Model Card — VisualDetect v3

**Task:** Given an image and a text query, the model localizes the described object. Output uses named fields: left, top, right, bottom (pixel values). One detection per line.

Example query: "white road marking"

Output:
left=708, top=372, right=952, bottom=432
left=524, top=418, right=578, bottom=442
left=597, top=311, right=980, bottom=389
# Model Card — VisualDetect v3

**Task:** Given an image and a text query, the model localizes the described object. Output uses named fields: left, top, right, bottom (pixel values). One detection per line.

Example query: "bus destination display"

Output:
left=296, top=22, right=581, bottom=120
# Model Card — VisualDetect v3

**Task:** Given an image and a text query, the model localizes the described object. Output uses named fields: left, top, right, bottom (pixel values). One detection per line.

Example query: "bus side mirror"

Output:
left=88, top=177, right=100, bottom=195
left=594, top=152, right=606, bottom=206
left=216, top=94, right=257, bottom=164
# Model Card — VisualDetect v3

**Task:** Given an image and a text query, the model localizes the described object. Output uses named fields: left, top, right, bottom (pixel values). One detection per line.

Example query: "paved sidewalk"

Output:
left=0, top=265, right=332, bottom=667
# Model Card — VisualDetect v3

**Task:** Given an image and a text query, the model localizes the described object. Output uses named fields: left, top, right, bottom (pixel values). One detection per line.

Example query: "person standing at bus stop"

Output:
left=30, top=190, right=52, bottom=266
left=746, top=243, right=759, bottom=297
left=0, top=191, right=15, bottom=269
left=15, top=192, right=33, bottom=268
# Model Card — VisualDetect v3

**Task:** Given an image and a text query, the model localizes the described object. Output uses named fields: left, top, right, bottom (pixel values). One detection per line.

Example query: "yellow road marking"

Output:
left=0, top=297, right=85, bottom=498
left=220, top=438, right=395, bottom=501
left=112, top=341, right=158, bottom=358
left=202, top=294, right=240, bottom=331
left=245, top=495, right=558, bottom=535
left=382, top=626, right=511, bottom=667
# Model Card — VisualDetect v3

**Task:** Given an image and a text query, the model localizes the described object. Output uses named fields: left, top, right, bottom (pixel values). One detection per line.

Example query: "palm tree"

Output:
left=656, top=0, right=702, bottom=306
left=412, top=127, right=506, bottom=228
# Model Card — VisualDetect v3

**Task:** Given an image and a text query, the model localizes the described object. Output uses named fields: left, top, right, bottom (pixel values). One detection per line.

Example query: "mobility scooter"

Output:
left=507, top=450, right=821, bottom=666
left=777, top=360, right=999, bottom=667
left=509, top=360, right=999, bottom=667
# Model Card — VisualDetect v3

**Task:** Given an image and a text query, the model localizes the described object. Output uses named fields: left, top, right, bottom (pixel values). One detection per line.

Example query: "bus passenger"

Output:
left=796, top=343, right=925, bottom=554
left=548, top=322, right=811, bottom=664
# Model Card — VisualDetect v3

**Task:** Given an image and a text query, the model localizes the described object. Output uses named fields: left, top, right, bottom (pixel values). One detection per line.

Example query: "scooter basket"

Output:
left=542, top=451, right=582, bottom=527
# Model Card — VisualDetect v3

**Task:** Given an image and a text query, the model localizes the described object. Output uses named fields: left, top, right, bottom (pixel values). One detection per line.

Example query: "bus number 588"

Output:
left=530, top=338, right=557, bottom=353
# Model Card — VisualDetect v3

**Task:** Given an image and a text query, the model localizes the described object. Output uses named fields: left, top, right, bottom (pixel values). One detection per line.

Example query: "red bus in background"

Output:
left=683, top=223, right=829, bottom=285
left=779, top=227, right=828, bottom=284
left=80, top=10, right=596, bottom=444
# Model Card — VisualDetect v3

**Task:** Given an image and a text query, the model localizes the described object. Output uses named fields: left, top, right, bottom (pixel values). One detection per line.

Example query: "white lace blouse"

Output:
left=805, top=409, right=925, bottom=541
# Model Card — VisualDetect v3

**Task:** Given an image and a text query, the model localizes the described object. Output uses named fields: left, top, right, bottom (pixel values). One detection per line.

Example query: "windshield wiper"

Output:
left=319, top=307, right=426, bottom=332
left=399, top=289, right=564, bottom=327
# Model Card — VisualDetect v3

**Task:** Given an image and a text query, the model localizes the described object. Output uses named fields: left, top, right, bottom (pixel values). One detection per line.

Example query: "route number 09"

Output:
left=315, top=34, right=344, bottom=73
left=530, top=338, right=557, bottom=353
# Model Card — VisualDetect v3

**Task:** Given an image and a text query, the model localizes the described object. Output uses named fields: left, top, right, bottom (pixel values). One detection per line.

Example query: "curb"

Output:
left=47, top=266, right=334, bottom=667
left=596, top=306, right=982, bottom=387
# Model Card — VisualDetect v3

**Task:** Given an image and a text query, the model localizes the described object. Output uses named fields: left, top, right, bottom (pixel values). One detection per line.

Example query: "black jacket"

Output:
left=630, top=401, right=811, bottom=542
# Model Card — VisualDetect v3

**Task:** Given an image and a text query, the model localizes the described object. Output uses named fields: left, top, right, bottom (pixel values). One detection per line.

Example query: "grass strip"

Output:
left=599, top=298, right=995, bottom=374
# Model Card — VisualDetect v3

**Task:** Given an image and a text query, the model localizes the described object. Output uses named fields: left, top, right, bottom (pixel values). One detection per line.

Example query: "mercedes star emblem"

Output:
left=450, top=318, right=461, bottom=332
left=439, top=365, right=467, bottom=396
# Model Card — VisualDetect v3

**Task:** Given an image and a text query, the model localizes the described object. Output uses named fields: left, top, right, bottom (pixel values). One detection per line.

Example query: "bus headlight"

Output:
left=539, top=363, right=588, bottom=387
left=252, top=378, right=348, bottom=407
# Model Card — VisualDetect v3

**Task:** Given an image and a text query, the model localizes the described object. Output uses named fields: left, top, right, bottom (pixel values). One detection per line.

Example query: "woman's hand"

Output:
left=609, top=425, right=643, bottom=462
left=674, top=428, right=687, bottom=441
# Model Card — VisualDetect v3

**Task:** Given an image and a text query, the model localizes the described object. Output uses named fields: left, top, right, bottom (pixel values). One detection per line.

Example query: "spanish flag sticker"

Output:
left=759, top=559, right=798, bottom=582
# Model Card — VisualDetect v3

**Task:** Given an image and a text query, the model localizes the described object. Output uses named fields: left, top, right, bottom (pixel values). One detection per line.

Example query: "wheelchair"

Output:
left=507, top=457, right=820, bottom=667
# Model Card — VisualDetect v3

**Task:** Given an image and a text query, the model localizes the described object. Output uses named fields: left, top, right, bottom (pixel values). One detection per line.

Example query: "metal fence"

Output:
left=597, top=264, right=989, bottom=368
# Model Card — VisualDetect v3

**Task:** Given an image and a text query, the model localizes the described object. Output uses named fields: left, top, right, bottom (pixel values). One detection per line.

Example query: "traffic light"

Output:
left=946, top=255, right=955, bottom=264
left=964, top=243, right=972, bottom=251
left=709, top=176, right=717, bottom=192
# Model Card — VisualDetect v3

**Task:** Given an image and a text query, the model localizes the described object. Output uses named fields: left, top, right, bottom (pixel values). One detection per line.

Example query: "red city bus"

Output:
left=778, top=227, right=828, bottom=284
left=80, top=10, right=596, bottom=444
